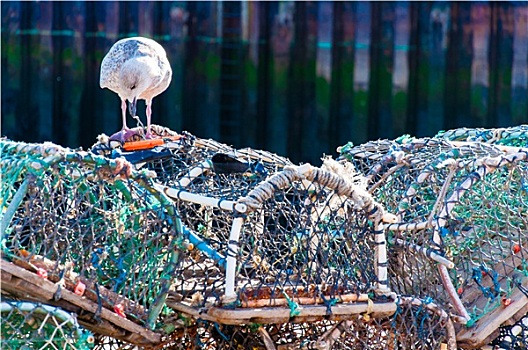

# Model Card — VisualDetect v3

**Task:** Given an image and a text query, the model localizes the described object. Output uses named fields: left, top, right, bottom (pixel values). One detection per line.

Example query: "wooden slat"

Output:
left=456, top=276, right=528, bottom=348
left=1, top=260, right=161, bottom=346
left=208, top=302, right=397, bottom=325
left=239, top=293, right=369, bottom=308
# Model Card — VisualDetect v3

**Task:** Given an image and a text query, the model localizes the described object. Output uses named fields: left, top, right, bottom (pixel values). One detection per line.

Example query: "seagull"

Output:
left=100, top=36, right=172, bottom=141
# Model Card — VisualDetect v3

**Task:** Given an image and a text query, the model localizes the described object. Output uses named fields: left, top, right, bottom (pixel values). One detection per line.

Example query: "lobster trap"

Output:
left=339, top=125, right=528, bottom=348
left=1, top=125, right=527, bottom=349
left=1, top=299, right=94, bottom=350
left=0, top=139, right=181, bottom=346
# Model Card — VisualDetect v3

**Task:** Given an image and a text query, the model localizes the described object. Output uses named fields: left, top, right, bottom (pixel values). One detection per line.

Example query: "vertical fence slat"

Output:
left=254, top=2, right=272, bottom=150
left=1, top=1, right=527, bottom=158
left=98, top=2, right=121, bottom=136
left=427, top=3, right=449, bottom=135
left=289, top=1, right=318, bottom=163
left=445, top=2, right=473, bottom=129
left=488, top=2, right=514, bottom=127
left=79, top=1, right=97, bottom=147
left=313, top=2, right=333, bottom=163
left=238, top=1, right=258, bottom=148
left=182, top=1, right=221, bottom=140
left=392, top=2, right=410, bottom=137
left=352, top=2, right=371, bottom=145
left=407, top=2, right=431, bottom=136
left=368, top=2, right=395, bottom=140
left=266, top=2, right=293, bottom=158
left=220, top=1, right=242, bottom=146
left=470, top=3, right=490, bottom=127
left=37, top=3, right=54, bottom=142
left=50, top=1, right=63, bottom=145
left=1, top=2, right=21, bottom=140
left=157, top=2, right=187, bottom=132
left=511, top=5, right=528, bottom=125
left=329, top=2, right=356, bottom=148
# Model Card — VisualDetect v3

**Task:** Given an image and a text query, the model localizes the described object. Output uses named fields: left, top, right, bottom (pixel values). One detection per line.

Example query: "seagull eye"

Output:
left=130, top=84, right=136, bottom=90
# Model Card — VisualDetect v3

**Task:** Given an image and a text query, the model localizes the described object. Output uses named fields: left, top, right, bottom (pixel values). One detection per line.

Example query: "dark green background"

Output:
left=2, top=1, right=527, bottom=164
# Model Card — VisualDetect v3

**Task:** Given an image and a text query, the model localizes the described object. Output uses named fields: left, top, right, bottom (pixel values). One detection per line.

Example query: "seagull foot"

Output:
left=109, top=129, right=139, bottom=143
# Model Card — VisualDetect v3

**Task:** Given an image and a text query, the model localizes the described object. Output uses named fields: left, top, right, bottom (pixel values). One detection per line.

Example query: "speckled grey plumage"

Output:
left=100, top=36, right=172, bottom=139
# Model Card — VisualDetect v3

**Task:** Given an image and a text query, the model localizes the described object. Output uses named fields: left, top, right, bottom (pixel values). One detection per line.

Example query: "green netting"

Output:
left=1, top=140, right=184, bottom=330
left=339, top=125, right=528, bottom=348
left=1, top=300, right=94, bottom=349
left=138, top=297, right=451, bottom=349
left=2, top=125, right=527, bottom=349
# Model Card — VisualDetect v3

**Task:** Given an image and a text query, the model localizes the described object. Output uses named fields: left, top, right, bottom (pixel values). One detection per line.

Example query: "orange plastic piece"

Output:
left=74, top=281, right=86, bottom=296
left=123, top=135, right=181, bottom=151
left=36, top=268, right=48, bottom=279
left=18, top=249, right=30, bottom=258
left=113, top=303, right=126, bottom=318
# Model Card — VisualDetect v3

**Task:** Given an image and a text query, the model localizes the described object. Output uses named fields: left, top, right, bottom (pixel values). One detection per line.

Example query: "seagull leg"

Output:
left=121, top=99, right=129, bottom=130
left=145, top=99, right=153, bottom=139
left=109, top=99, right=136, bottom=143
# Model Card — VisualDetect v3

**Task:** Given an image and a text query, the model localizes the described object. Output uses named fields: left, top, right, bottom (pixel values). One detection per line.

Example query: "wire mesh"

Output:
left=1, top=299, right=94, bottom=350
left=95, top=130, right=387, bottom=310
left=168, top=164, right=384, bottom=310
left=1, top=140, right=183, bottom=331
left=339, top=125, right=528, bottom=348
left=490, top=314, right=528, bottom=350
left=2, top=125, right=527, bottom=349
left=150, top=297, right=451, bottom=349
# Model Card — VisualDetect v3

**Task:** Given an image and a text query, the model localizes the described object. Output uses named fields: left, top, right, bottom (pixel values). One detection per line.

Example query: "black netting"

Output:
left=339, top=125, right=528, bottom=349
left=2, top=125, right=527, bottom=349
left=0, top=299, right=94, bottom=349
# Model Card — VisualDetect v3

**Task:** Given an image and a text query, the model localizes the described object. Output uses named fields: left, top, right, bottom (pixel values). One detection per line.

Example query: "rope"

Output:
left=239, top=164, right=385, bottom=222
left=281, top=289, right=301, bottom=318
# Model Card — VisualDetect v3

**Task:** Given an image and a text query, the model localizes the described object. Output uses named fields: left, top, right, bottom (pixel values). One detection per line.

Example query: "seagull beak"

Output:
left=128, top=97, right=137, bottom=117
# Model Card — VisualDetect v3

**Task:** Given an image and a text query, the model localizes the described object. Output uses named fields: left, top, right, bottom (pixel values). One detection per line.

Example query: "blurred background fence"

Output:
left=1, top=1, right=527, bottom=164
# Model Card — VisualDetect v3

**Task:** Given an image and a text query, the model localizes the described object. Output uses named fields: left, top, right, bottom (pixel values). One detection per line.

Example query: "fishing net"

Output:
left=490, top=315, right=528, bottom=350
left=0, top=299, right=94, bottom=349
left=2, top=125, right=527, bottom=349
left=338, top=125, right=528, bottom=348
left=100, top=129, right=399, bottom=347
left=0, top=139, right=182, bottom=346
left=132, top=297, right=451, bottom=349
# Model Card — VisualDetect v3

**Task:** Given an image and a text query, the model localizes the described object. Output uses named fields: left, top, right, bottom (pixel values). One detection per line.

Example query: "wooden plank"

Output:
left=1, top=269, right=13, bottom=282
left=9, top=255, right=147, bottom=319
left=0, top=274, right=138, bottom=341
left=208, top=302, right=397, bottom=325
left=31, top=297, right=129, bottom=339
left=456, top=276, right=528, bottom=348
left=503, top=302, right=528, bottom=327
left=239, top=293, right=369, bottom=308
left=2, top=260, right=58, bottom=299
left=1, top=261, right=161, bottom=346
left=1, top=272, right=56, bottom=300
left=2, top=278, right=150, bottom=346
